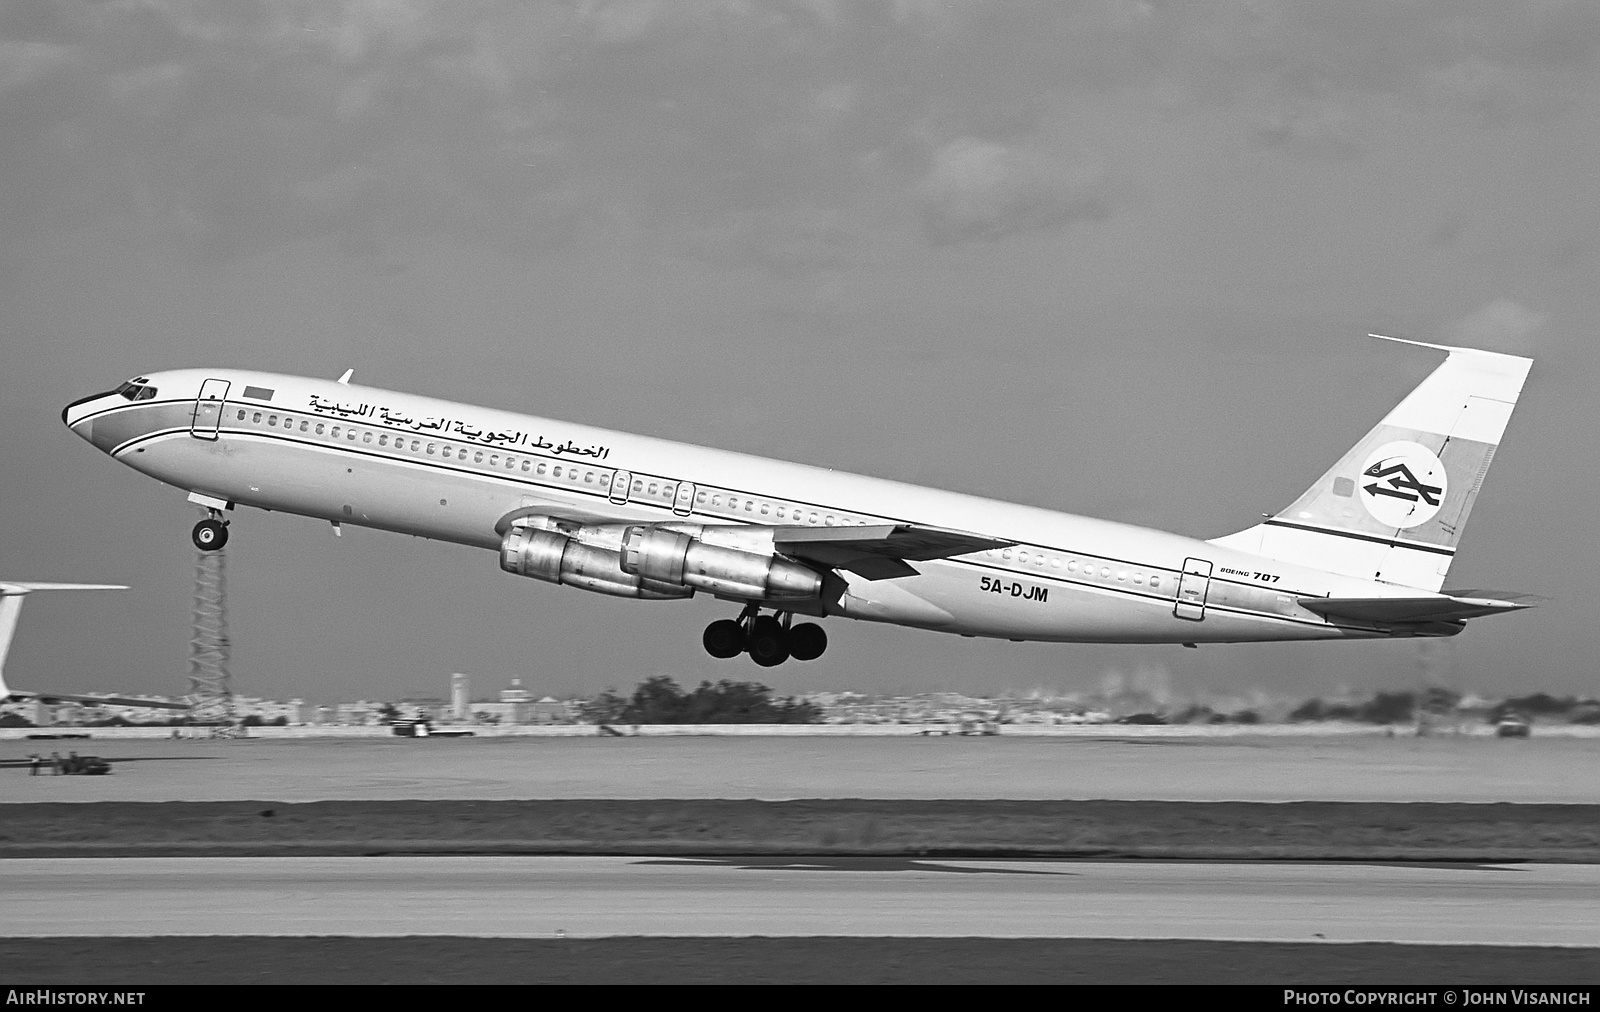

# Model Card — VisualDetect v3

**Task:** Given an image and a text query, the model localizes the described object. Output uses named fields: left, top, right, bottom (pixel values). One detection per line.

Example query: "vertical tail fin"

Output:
left=1208, top=337, right=1532, bottom=592
left=0, top=583, right=127, bottom=700
left=0, top=591, right=24, bottom=700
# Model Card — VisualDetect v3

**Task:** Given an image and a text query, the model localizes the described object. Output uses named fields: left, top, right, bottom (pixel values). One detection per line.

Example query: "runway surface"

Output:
left=8, top=734, right=1599, bottom=803
left=6, top=856, right=1597, bottom=946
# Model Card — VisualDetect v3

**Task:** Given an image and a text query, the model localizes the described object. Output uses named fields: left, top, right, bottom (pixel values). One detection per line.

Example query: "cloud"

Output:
left=4, top=1, right=1595, bottom=264
left=915, top=137, right=1107, bottom=246
left=0, top=39, right=75, bottom=99
left=1442, top=299, right=1549, bottom=354
left=1249, top=90, right=1366, bottom=158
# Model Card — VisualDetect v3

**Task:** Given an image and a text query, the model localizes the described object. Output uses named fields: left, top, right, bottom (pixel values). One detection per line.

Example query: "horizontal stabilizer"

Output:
left=3, top=688, right=188, bottom=710
left=0, top=583, right=128, bottom=595
left=1297, top=592, right=1538, bottom=625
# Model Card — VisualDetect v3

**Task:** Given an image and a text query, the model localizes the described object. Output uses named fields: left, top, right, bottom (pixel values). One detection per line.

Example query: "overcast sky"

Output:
left=2, top=1, right=1597, bottom=705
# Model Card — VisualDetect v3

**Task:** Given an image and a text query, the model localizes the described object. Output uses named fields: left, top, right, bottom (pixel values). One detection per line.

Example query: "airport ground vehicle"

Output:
left=1495, top=713, right=1532, bottom=738
left=390, top=719, right=474, bottom=738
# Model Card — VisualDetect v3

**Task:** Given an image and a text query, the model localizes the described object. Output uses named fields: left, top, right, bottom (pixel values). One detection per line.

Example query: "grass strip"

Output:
left=1, top=799, right=1597, bottom=861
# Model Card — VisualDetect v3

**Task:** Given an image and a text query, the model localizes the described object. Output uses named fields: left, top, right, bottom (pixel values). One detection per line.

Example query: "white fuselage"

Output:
left=64, top=369, right=1431, bottom=645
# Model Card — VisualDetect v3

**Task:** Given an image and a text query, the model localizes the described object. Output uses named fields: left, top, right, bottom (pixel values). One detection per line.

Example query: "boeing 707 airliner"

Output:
left=61, top=337, right=1534, bottom=666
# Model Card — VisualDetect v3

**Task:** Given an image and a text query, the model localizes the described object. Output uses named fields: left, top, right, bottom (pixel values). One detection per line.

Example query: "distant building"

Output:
left=335, top=701, right=379, bottom=725
left=501, top=678, right=533, bottom=723
left=530, top=696, right=570, bottom=723
left=450, top=674, right=470, bottom=721
left=500, top=678, right=533, bottom=703
left=466, top=679, right=571, bottom=724
left=398, top=697, right=448, bottom=722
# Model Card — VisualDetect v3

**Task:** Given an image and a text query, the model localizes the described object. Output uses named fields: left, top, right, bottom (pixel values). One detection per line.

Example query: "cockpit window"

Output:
left=115, top=378, right=157, bottom=401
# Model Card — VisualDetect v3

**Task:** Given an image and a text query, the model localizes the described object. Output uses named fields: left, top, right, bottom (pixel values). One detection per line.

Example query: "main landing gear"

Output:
left=703, top=604, right=827, bottom=667
left=192, top=511, right=230, bottom=551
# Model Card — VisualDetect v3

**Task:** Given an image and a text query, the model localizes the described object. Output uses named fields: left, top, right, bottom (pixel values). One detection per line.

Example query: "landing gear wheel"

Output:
left=192, top=518, right=229, bottom=551
left=703, top=619, right=746, bottom=659
left=788, top=622, right=828, bottom=661
left=747, top=615, right=790, bottom=668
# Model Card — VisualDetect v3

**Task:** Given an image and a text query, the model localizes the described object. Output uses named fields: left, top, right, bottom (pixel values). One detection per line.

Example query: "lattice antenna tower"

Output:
left=186, top=545, right=234, bottom=724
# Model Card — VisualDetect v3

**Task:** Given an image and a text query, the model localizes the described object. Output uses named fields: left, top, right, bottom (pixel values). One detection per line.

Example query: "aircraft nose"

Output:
left=62, top=389, right=115, bottom=438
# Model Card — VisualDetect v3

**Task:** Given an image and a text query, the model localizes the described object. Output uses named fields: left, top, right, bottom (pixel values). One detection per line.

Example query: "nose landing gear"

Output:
left=192, top=512, right=230, bottom=551
left=702, top=605, right=827, bottom=666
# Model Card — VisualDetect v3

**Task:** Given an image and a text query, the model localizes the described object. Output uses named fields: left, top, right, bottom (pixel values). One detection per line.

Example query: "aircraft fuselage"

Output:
left=63, top=368, right=1446, bottom=649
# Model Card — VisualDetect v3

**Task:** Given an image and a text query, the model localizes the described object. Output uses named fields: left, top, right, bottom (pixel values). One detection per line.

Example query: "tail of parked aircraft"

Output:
left=0, top=583, right=126, bottom=700
left=1209, top=336, right=1533, bottom=593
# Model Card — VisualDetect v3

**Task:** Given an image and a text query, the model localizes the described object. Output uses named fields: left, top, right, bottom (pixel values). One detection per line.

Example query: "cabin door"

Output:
left=1174, top=557, right=1212, bottom=621
left=189, top=378, right=230, bottom=441
left=673, top=482, right=696, bottom=517
left=609, top=470, right=632, bottom=506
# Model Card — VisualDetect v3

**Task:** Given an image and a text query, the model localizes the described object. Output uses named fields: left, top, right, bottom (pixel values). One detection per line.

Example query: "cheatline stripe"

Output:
left=1263, top=519, right=1455, bottom=556
left=111, top=422, right=1357, bottom=628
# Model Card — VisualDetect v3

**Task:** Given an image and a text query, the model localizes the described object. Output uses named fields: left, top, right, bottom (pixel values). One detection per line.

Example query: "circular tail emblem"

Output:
left=1359, top=440, right=1447, bottom=528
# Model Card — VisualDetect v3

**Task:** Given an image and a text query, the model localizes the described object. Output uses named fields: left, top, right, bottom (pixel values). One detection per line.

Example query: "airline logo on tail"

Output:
left=1359, top=441, right=1447, bottom=528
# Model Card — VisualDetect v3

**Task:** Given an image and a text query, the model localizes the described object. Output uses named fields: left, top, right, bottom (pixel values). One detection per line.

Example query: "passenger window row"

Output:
left=985, top=547, right=1163, bottom=590
left=231, top=411, right=889, bottom=532
left=233, top=408, right=616, bottom=490
left=691, top=487, right=871, bottom=528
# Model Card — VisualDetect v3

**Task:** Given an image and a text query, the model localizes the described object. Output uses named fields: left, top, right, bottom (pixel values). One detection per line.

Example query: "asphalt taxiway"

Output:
left=5, top=856, right=1597, bottom=946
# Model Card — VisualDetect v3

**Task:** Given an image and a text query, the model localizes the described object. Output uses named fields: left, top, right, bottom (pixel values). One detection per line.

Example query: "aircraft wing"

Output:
left=770, top=524, right=1012, bottom=580
left=494, top=501, right=643, bottom=533
left=1297, top=592, right=1538, bottom=625
left=493, top=502, right=1008, bottom=581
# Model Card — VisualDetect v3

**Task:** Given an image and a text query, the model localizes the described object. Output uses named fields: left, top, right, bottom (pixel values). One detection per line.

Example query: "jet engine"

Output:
left=500, top=527, right=691, bottom=600
left=619, top=526, right=821, bottom=601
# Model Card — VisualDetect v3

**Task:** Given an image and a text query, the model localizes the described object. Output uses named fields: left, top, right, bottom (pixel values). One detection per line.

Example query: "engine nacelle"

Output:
left=619, top=526, right=822, bottom=601
left=500, top=527, right=691, bottom=600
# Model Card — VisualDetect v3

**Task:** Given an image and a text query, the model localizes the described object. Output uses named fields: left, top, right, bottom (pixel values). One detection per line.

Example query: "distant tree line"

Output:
left=1489, top=693, right=1600, bottom=722
left=1291, top=691, right=1600, bottom=725
left=1291, top=692, right=1420, bottom=724
left=1165, top=705, right=1261, bottom=725
left=577, top=675, right=822, bottom=725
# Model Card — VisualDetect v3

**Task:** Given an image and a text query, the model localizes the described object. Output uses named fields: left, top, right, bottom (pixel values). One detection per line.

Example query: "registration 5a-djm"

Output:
left=979, top=576, right=1049, bottom=602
